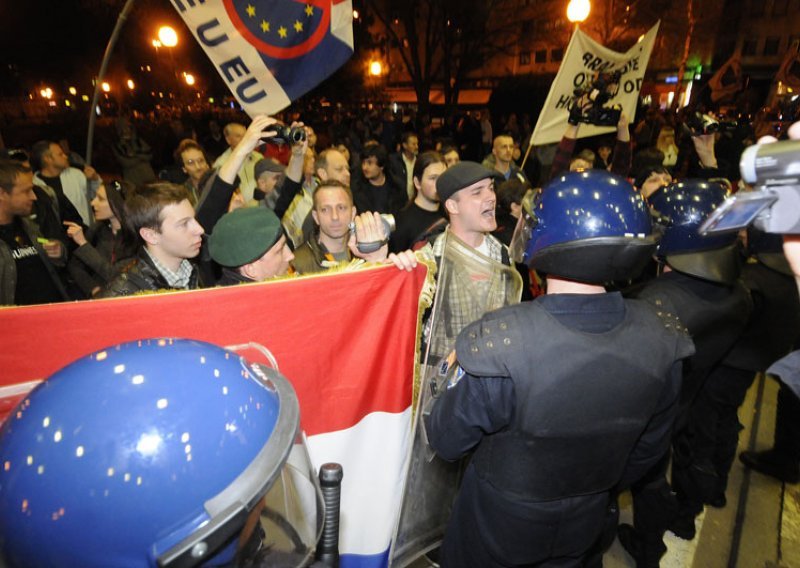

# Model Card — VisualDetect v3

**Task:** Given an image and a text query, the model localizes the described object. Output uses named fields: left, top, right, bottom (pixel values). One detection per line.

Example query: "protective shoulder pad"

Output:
left=632, top=296, right=695, bottom=360
left=455, top=304, right=528, bottom=378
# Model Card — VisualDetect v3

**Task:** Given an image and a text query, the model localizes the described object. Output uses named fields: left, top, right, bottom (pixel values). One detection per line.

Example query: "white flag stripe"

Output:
left=175, top=0, right=293, bottom=116
left=307, top=407, right=412, bottom=556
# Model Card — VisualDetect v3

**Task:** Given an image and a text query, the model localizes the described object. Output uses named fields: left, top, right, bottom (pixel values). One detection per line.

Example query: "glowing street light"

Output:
left=152, top=39, right=162, bottom=49
left=184, top=73, right=196, bottom=86
left=369, top=60, right=383, bottom=77
left=566, top=0, right=591, bottom=23
left=353, top=9, right=359, bottom=19
left=127, top=79, right=135, bottom=90
left=68, top=86, right=77, bottom=96
left=158, top=26, right=178, bottom=48
left=40, top=87, right=53, bottom=99
left=101, top=82, right=111, bottom=93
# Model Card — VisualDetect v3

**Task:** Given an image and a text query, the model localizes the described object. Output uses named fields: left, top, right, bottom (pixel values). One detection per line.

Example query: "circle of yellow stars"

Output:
left=245, top=3, right=315, bottom=39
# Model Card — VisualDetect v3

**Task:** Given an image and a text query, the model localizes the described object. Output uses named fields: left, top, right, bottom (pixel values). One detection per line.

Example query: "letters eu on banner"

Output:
left=171, top=0, right=354, bottom=116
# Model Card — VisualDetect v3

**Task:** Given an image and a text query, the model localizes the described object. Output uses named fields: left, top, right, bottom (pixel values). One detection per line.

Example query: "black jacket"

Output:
left=98, top=249, right=201, bottom=298
left=351, top=175, right=408, bottom=215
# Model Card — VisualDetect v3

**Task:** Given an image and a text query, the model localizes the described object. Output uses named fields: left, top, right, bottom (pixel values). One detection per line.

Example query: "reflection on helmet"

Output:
left=0, top=338, right=322, bottom=568
left=649, top=180, right=741, bottom=283
left=514, top=170, right=656, bottom=283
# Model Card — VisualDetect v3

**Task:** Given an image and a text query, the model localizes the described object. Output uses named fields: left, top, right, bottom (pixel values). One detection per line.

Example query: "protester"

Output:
left=0, top=160, right=70, bottom=305
left=64, top=180, right=138, bottom=297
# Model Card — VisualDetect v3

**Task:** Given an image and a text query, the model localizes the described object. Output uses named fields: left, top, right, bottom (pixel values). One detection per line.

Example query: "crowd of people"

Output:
left=1, top=100, right=799, bottom=567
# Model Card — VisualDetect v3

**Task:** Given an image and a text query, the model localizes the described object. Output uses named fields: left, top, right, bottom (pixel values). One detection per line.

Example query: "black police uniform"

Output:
left=621, top=269, right=752, bottom=557
left=693, top=258, right=800, bottom=493
left=426, top=292, right=693, bottom=567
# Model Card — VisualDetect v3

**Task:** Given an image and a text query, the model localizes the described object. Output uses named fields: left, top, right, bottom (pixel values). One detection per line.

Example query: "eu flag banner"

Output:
left=0, top=263, right=432, bottom=567
left=171, top=0, right=354, bottom=115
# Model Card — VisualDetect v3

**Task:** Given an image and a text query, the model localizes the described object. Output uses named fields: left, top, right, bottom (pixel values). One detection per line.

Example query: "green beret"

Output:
left=208, top=207, right=283, bottom=267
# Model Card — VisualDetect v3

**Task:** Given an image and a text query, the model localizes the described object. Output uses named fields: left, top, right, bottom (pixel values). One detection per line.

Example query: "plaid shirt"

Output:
left=144, top=249, right=194, bottom=289
left=426, top=230, right=521, bottom=360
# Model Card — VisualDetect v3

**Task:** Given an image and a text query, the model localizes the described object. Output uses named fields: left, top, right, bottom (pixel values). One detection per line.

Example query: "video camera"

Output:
left=700, top=138, right=800, bottom=235
left=269, top=124, right=307, bottom=145
left=684, top=111, right=738, bottom=136
left=568, top=70, right=623, bottom=127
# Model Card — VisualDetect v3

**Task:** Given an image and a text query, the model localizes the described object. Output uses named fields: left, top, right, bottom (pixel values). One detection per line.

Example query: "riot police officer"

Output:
left=696, top=230, right=800, bottom=496
left=0, top=338, right=324, bottom=567
left=619, top=180, right=753, bottom=567
left=425, top=170, right=694, bottom=567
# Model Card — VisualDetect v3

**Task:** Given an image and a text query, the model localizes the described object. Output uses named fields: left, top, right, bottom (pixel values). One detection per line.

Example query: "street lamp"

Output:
left=369, top=60, right=383, bottom=77
left=158, top=26, right=178, bottom=48
left=184, top=73, right=196, bottom=86
left=127, top=79, right=135, bottom=90
left=101, top=82, right=111, bottom=93
left=566, top=0, right=591, bottom=24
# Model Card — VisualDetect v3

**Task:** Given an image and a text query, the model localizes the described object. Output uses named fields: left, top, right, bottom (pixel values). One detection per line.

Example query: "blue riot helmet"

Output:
left=648, top=179, right=742, bottom=284
left=0, top=338, right=323, bottom=568
left=511, top=170, right=656, bottom=283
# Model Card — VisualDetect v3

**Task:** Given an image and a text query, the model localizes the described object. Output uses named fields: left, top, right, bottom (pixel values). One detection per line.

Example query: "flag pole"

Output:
left=85, top=0, right=137, bottom=166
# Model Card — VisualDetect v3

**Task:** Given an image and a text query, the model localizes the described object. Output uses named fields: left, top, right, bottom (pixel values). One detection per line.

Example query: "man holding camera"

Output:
left=101, top=116, right=280, bottom=297
left=208, top=201, right=416, bottom=283
left=282, top=147, right=350, bottom=248
left=551, top=111, right=632, bottom=178
left=292, top=180, right=357, bottom=274
left=212, top=122, right=265, bottom=203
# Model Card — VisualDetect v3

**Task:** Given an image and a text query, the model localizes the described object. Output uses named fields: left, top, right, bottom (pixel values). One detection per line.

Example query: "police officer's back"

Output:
left=425, top=171, right=694, bottom=567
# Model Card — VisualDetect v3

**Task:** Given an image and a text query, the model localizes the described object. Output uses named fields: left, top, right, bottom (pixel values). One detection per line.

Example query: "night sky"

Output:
left=0, top=0, right=217, bottom=96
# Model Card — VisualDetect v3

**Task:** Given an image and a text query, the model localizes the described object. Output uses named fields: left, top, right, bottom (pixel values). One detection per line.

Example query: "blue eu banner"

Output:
left=172, top=0, right=354, bottom=115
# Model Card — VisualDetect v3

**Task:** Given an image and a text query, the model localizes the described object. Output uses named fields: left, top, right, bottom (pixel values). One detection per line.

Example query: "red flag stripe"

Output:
left=0, top=265, right=429, bottom=436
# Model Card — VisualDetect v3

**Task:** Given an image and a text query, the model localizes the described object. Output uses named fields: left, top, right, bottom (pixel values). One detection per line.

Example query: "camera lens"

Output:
left=289, top=127, right=307, bottom=144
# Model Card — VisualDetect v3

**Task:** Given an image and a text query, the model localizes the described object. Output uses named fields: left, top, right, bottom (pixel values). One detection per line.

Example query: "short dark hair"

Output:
left=125, top=182, right=192, bottom=238
left=440, top=144, right=459, bottom=157
left=401, top=131, right=418, bottom=145
left=496, top=178, right=530, bottom=215
left=30, top=140, right=56, bottom=171
left=0, top=160, right=31, bottom=194
left=633, top=165, right=670, bottom=190
left=361, top=144, right=388, bottom=169
left=312, top=179, right=353, bottom=209
left=412, top=151, right=445, bottom=182
left=174, top=139, right=206, bottom=166
left=632, top=147, right=666, bottom=177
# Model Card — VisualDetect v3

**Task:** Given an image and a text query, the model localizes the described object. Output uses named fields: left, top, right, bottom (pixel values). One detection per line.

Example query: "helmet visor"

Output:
left=157, top=366, right=323, bottom=568
left=509, top=188, right=539, bottom=265
left=235, top=434, right=324, bottom=567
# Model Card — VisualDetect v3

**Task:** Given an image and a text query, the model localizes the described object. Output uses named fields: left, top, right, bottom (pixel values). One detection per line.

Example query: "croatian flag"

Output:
left=171, top=0, right=354, bottom=115
left=0, top=264, right=431, bottom=567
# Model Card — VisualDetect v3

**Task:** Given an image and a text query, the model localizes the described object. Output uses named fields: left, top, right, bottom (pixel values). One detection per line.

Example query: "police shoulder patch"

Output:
left=455, top=309, right=518, bottom=378
left=655, top=306, right=690, bottom=336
